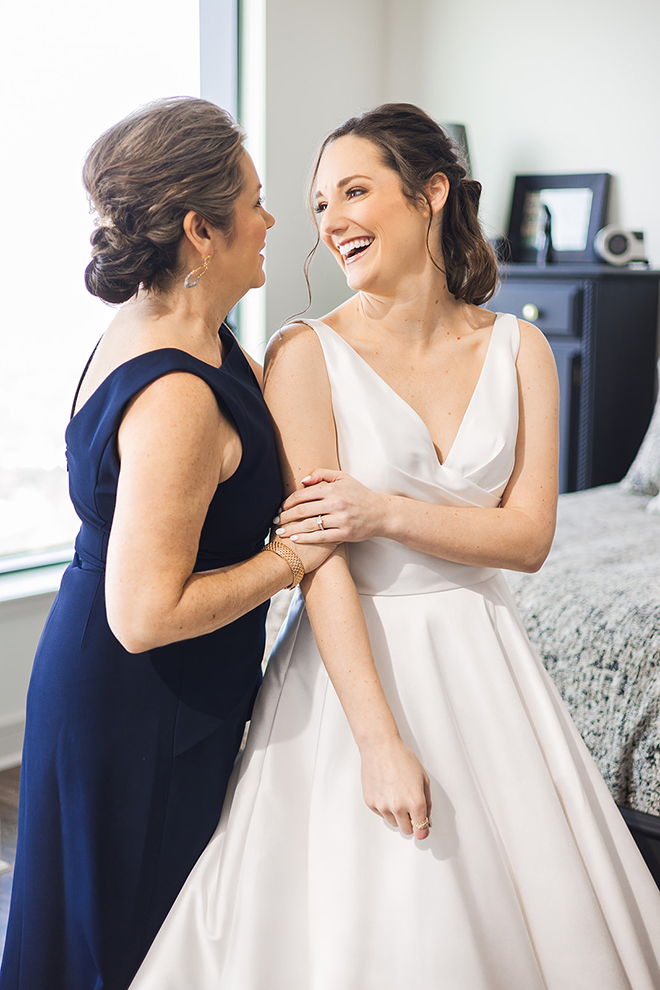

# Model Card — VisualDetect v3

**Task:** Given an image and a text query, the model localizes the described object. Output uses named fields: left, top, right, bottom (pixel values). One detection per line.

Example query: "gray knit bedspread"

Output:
left=505, top=484, right=660, bottom=816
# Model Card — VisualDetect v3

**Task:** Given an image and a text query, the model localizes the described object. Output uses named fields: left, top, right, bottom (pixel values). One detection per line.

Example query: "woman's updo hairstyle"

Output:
left=310, top=103, right=498, bottom=306
left=83, top=97, right=245, bottom=304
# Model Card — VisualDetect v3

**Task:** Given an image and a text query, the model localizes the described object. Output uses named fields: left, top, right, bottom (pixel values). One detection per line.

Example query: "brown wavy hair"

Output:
left=83, top=97, right=245, bottom=304
left=306, top=103, right=498, bottom=307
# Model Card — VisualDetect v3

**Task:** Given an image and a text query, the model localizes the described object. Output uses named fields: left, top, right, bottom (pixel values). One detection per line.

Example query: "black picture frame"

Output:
left=507, top=173, right=610, bottom=264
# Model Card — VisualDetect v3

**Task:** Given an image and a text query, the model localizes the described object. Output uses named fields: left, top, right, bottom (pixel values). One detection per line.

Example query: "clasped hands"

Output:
left=274, top=468, right=385, bottom=544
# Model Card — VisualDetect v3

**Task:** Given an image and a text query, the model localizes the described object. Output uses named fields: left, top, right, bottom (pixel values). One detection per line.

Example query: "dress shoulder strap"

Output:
left=494, top=312, right=521, bottom=362
left=70, top=336, right=103, bottom=420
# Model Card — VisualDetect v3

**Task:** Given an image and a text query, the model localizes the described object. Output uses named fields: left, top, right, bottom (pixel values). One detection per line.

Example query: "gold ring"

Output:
left=411, top=817, right=430, bottom=830
left=316, top=515, right=325, bottom=531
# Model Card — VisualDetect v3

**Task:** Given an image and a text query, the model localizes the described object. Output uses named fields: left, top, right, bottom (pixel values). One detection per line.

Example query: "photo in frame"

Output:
left=507, top=173, right=610, bottom=263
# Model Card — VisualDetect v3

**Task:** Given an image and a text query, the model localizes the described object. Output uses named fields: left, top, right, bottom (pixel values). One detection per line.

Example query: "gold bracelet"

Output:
left=262, top=540, right=305, bottom=590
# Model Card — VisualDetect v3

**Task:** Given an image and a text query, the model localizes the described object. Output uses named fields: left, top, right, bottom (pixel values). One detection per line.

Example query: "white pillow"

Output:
left=621, top=358, right=660, bottom=496
left=646, top=493, right=660, bottom=513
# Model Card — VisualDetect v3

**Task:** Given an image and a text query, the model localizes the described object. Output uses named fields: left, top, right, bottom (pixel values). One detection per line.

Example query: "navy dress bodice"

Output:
left=0, top=325, right=282, bottom=990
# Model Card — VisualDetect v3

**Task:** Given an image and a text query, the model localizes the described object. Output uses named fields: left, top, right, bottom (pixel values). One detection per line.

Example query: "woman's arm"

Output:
left=105, top=371, right=330, bottom=653
left=264, top=325, right=431, bottom=838
left=274, top=322, right=559, bottom=573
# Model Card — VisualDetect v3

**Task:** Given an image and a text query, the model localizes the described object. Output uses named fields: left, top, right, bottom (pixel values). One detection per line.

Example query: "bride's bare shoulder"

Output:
left=266, top=320, right=319, bottom=351
left=265, top=298, right=359, bottom=369
left=264, top=321, right=326, bottom=377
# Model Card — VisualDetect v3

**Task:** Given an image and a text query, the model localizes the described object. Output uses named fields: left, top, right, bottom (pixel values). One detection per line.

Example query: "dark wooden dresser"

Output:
left=489, top=265, right=660, bottom=492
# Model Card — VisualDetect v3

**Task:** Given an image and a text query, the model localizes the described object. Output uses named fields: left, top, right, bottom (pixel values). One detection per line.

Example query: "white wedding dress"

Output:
left=131, top=314, right=660, bottom=989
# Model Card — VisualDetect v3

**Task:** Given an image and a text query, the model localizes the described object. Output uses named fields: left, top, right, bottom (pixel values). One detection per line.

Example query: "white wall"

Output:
left=262, top=0, right=390, bottom=336
left=412, top=0, right=660, bottom=264
left=260, top=0, right=660, bottom=341
left=0, top=592, right=56, bottom=769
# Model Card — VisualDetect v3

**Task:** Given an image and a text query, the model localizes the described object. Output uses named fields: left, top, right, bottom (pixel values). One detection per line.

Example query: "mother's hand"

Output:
left=274, top=469, right=385, bottom=544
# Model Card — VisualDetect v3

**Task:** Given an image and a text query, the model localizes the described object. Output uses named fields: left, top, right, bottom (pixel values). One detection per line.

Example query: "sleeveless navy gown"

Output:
left=0, top=325, right=282, bottom=990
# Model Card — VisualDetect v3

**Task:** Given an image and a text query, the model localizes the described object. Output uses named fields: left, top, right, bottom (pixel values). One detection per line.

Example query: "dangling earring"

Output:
left=184, top=255, right=211, bottom=289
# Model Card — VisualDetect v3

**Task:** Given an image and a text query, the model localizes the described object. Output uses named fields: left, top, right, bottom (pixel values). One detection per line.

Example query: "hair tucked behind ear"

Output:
left=83, top=97, right=245, bottom=304
left=307, top=103, right=498, bottom=307
left=440, top=176, right=498, bottom=306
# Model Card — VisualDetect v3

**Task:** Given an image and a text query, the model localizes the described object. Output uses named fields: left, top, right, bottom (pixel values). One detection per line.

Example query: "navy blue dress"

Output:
left=0, top=326, right=282, bottom=990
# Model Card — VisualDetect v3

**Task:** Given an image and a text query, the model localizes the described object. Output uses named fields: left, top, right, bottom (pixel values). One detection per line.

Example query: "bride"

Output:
left=131, top=103, right=660, bottom=988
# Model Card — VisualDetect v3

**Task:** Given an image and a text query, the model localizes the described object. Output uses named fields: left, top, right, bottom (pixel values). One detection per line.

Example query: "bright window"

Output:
left=0, top=0, right=201, bottom=557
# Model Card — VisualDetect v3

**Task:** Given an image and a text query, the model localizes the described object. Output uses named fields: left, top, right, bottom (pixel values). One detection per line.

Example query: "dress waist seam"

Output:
left=355, top=569, right=501, bottom=598
left=72, top=549, right=105, bottom=573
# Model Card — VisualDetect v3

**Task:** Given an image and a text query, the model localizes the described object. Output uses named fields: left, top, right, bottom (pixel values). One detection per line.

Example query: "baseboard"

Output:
left=0, top=715, right=23, bottom=771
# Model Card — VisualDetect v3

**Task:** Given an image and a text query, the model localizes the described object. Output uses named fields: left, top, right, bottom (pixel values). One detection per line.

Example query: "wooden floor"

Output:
left=0, top=765, right=20, bottom=960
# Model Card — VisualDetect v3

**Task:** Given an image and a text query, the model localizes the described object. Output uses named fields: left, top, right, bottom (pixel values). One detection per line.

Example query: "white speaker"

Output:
left=594, top=225, right=646, bottom=266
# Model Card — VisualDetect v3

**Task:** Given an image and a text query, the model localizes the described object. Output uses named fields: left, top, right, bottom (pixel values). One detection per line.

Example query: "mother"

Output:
left=0, top=97, right=330, bottom=990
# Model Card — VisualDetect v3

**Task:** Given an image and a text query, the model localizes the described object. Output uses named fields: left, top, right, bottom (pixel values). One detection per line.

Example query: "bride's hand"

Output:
left=359, top=735, right=432, bottom=840
left=274, top=469, right=385, bottom=544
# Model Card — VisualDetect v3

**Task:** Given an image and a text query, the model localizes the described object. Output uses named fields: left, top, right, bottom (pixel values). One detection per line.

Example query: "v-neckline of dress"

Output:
left=309, top=314, right=502, bottom=469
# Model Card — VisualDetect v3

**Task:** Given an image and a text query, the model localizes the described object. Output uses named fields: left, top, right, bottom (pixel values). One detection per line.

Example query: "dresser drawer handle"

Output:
left=521, top=303, right=540, bottom=322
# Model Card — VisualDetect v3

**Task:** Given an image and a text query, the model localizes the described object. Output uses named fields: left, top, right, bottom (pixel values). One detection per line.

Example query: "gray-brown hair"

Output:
left=83, top=96, right=245, bottom=303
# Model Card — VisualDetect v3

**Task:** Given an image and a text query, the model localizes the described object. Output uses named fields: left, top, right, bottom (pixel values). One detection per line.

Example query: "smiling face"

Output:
left=223, top=152, right=275, bottom=293
left=314, top=135, right=435, bottom=295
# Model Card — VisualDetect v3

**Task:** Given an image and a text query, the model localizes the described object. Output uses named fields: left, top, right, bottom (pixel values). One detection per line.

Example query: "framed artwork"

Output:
left=507, top=173, right=610, bottom=263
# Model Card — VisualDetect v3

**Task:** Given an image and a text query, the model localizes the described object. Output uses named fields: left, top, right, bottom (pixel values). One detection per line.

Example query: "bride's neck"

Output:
left=354, top=279, right=467, bottom=345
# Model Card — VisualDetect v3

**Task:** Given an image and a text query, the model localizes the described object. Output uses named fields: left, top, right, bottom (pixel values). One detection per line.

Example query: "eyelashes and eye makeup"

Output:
left=314, top=186, right=367, bottom=214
